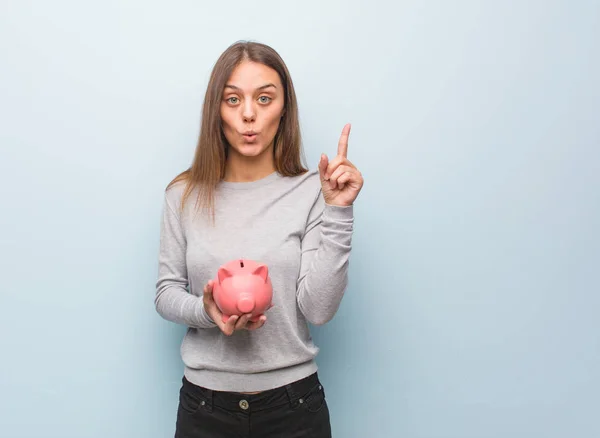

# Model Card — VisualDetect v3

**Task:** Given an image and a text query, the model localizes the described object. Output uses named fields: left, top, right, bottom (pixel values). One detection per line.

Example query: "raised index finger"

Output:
left=337, top=123, right=351, bottom=157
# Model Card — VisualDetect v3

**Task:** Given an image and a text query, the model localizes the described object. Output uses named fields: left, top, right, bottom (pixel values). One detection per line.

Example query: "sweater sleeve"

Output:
left=154, top=192, right=217, bottom=329
left=296, top=190, right=354, bottom=325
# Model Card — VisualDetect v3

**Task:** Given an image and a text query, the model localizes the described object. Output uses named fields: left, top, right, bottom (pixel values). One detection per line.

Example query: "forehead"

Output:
left=226, top=61, right=282, bottom=90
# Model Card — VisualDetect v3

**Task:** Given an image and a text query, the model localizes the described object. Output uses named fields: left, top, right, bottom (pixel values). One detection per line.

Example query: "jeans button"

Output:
left=239, top=399, right=249, bottom=410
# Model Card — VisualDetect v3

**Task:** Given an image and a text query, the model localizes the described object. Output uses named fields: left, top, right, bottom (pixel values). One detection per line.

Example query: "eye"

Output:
left=258, top=96, right=272, bottom=104
left=226, top=97, right=239, bottom=104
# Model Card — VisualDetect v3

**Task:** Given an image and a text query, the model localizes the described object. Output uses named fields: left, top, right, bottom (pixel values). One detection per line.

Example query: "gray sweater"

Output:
left=155, top=170, right=354, bottom=392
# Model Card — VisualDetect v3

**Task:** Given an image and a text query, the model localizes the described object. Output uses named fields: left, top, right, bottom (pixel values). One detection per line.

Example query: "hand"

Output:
left=202, top=280, right=267, bottom=336
left=318, top=123, right=364, bottom=206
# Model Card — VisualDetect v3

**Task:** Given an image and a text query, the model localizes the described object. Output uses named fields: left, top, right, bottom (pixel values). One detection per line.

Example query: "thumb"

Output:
left=318, top=154, right=329, bottom=181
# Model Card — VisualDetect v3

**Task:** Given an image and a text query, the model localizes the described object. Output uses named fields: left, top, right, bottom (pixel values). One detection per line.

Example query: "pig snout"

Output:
left=237, top=295, right=255, bottom=314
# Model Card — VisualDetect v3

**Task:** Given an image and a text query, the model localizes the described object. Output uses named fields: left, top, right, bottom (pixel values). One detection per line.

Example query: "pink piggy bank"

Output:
left=212, top=259, right=273, bottom=323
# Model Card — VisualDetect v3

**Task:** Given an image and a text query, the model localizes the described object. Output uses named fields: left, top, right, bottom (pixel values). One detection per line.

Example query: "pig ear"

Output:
left=252, top=264, right=269, bottom=282
left=217, top=267, right=233, bottom=284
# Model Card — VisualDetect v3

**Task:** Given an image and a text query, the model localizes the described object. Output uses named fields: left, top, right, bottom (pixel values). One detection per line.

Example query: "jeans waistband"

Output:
left=181, top=372, right=322, bottom=413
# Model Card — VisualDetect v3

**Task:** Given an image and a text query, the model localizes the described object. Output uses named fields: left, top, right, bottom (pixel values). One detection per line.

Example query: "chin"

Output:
left=233, top=142, right=270, bottom=158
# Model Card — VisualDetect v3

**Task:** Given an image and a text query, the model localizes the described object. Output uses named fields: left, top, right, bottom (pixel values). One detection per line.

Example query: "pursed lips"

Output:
left=241, top=131, right=258, bottom=142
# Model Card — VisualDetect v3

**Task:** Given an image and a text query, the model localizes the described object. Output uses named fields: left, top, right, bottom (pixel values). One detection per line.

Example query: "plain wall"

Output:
left=1, top=1, right=598, bottom=437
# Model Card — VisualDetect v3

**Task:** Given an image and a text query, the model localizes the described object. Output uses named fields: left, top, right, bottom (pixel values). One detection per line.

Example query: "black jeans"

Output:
left=174, top=372, right=332, bottom=438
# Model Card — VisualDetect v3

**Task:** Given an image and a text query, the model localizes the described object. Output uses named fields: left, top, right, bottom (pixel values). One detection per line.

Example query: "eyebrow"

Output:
left=224, top=83, right=277, bottom=92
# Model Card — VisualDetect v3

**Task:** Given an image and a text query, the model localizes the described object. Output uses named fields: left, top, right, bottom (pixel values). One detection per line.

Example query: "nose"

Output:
left=242, top=100, right=256, bottom=123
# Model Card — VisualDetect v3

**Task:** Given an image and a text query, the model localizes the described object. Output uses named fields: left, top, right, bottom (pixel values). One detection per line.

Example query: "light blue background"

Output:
left=1, top=1, right=598, bottom=437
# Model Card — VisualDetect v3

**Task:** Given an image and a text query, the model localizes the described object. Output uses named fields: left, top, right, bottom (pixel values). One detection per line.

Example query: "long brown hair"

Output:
left=167, top=41, right=308, bottom=217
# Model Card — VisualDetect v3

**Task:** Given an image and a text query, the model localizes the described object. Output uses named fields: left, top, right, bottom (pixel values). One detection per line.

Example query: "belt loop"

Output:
left=205, top=388, right=214, bottom=413
left=285, top=383, right=298, bottom=408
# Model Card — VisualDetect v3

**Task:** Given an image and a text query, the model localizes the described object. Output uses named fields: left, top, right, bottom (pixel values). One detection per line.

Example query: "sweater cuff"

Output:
left=196, top=298, right=217, bottom=328
left=323, top=203, right=354, bottom=221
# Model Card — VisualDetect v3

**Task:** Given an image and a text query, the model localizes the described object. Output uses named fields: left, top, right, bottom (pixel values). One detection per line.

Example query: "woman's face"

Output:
left=220, top=60, right=285, bottom=160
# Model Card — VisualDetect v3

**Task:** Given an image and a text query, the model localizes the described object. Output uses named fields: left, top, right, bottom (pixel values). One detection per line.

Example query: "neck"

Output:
left=224, top=148, right=276, bottom=183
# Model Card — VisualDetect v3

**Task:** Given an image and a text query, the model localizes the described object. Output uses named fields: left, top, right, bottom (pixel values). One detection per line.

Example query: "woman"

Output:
left=155, top=40, right=363, bottom=437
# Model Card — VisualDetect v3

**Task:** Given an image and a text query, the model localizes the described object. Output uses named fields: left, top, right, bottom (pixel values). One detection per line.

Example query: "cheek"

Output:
left=263, top=106, right=284, bottom=130
left=220, top=107, right=236, bottom=133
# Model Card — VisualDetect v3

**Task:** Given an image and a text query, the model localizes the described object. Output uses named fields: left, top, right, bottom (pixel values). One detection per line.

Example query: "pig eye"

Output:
left=240, top=260, right=244, bottom=268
